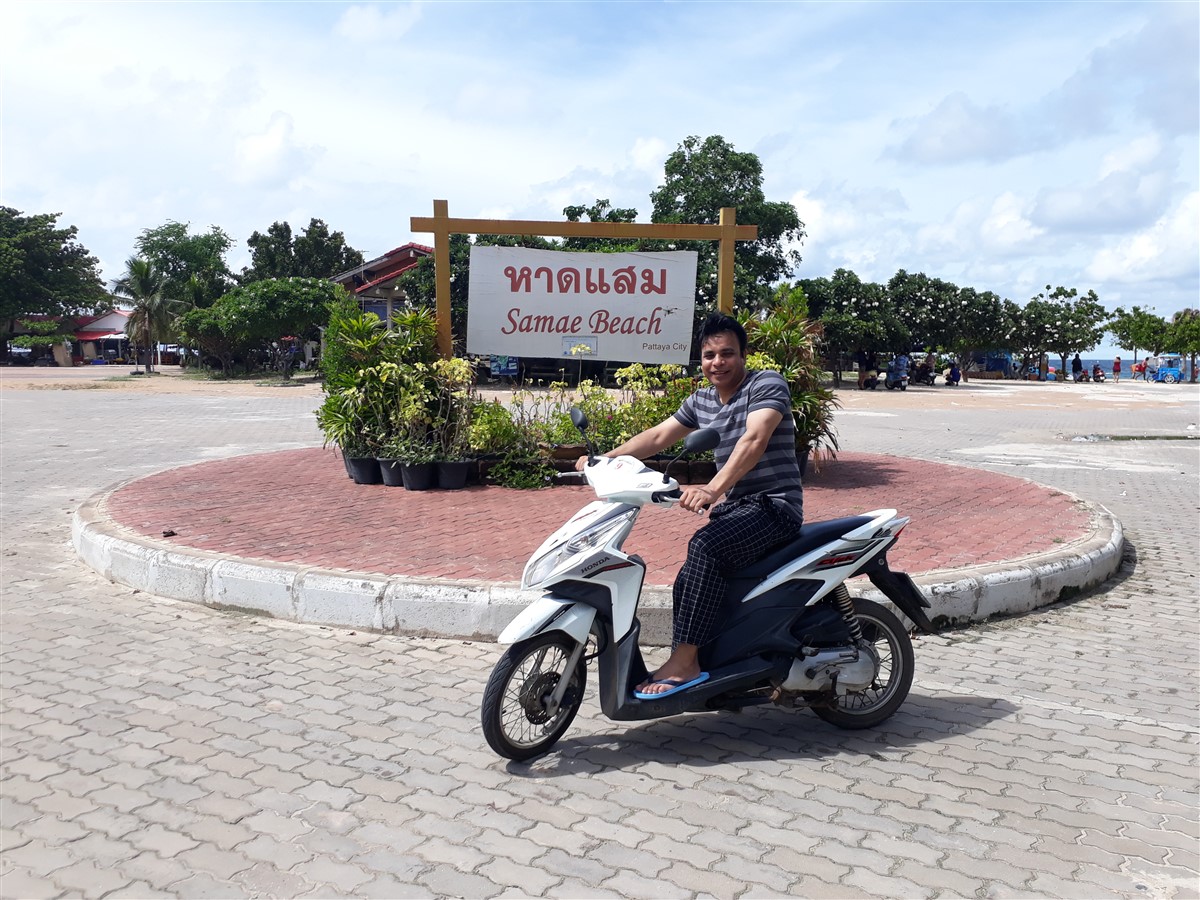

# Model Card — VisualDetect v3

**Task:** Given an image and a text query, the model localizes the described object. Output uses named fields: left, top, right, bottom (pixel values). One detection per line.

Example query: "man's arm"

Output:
left=575, top=416, right=692, bottom=470
left=678, top=407, right=782, bottom=513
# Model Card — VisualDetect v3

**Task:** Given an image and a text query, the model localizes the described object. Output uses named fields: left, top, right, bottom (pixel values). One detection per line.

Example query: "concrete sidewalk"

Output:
left=74, top=447, right=1124, bottom=642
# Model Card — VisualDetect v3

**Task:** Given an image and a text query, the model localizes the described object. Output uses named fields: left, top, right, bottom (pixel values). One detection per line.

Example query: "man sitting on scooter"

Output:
left=576, top=313, right=803, bottom=697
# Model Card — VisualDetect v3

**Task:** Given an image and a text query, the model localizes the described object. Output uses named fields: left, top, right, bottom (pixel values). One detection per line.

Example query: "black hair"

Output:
left=697, top=312, right=747, bottom=355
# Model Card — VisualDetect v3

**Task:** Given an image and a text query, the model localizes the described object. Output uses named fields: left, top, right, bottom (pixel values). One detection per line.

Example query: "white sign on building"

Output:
left=466, top=246, right=698, bottom=364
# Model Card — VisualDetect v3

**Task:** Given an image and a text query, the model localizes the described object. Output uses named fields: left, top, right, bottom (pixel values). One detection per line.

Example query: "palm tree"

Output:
left=112, top=257, right=180, bottom=373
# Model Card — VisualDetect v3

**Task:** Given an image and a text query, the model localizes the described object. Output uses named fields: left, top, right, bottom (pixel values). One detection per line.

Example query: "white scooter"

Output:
left=480, top=410, right=935, bottom=761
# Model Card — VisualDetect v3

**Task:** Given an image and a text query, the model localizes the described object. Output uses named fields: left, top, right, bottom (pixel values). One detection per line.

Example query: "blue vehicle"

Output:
left=885, top=354, right=910, bottom=391
left=1148, top=355, right=1185, bottom=384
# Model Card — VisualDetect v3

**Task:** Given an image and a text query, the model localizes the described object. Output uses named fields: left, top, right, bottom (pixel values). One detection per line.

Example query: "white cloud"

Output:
left=1032, top=135, right=1178, bottom=232
left=1086, top=191, right=1200, bottom=283
left=230, top=112, right=318, bottom=188
left=909, top=192, right=1045, bottom=274
left=889, top=93, right=1019, bottom=165
left=1099, top=134, right=1164, bottom=178
left=980, top=193, right=1046, bottom=250
left=630, top=138, right=669, bottom=174
left=334, top=2, right=422, bottom=42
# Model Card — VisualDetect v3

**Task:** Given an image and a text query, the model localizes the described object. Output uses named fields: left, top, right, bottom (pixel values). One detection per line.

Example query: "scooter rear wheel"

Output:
left=481, top=633, right=587, bottom=761
left=813, top=598, right=914, bottom=730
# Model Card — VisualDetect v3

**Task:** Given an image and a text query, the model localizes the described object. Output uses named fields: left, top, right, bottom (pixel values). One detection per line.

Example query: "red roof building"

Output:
left=330, top=243, right=433, bottom=321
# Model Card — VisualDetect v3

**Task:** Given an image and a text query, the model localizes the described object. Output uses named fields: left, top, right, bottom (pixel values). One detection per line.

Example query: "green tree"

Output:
left=0, top=208, right=109, bottom=352
left=135, top=221, right=235, bottom=308
left=175, top=305, right=244, bottom=376
left=940, top=288, right=1012, bottom=377
left=1035, top=287, right=1107, bottom=377
left=241, top=218, right=365, bottom=283
left=1005, top=297, right=1057, bottom=378
left=561, top=199, right=641, bottom=253
left=650, top=135, right=805, bottom=312
left=887, top=270, right=960, bottom=352
left=1108, top=306, right=1170, bottom=358
left=8, top=318, right=77, bottom=359
left=243, top=222, right=296, bottom=280
left=206, top=278, right=349, bottom=378
left=112, top=257, right=183, bottom=373
left=803, top=269, right=904, bottom=383
left=1166, top=308, right=1200, bottom=382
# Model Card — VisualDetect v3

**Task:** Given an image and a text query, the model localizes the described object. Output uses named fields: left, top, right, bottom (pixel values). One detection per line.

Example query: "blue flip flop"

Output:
left=633, top=672, right=710, bottom=700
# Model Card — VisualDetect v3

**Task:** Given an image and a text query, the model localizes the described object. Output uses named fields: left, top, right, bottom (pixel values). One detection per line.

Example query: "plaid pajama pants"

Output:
left=671, top=494, right=803, bottom=648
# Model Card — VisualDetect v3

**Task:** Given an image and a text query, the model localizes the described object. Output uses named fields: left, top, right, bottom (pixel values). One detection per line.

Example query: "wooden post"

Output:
left=432, top=200, right=453, bottom=359
left=718, top=207, right=737, bottom=315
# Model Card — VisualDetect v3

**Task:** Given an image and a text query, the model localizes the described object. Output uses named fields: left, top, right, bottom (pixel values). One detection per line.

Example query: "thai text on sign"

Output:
left=467, top=246, right=698, bottom=363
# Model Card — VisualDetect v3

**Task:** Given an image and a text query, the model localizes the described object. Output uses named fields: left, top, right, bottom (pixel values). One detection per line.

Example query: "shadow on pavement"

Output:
left=506, top=694, right=1019, bottom=775
left=805, top=455, right=909, bottom=489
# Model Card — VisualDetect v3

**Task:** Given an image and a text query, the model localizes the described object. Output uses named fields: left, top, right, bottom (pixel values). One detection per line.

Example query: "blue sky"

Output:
left=3, top=1, right=1196, bottom=354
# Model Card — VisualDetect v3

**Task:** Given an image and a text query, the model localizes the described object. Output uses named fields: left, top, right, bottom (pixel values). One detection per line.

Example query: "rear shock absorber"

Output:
left=832, top=584, right=863, bottom=643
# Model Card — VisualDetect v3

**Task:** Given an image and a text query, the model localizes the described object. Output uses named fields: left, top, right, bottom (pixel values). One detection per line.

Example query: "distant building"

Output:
left=330, top=243, right=432, bottom=323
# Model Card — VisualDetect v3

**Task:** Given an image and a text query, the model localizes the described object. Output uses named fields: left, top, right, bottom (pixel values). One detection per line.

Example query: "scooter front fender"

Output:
left=498, top=595, right=597, bottom=646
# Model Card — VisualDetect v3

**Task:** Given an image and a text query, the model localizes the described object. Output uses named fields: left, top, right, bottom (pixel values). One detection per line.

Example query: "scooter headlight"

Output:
left=523, top=510, right=635, bottom=588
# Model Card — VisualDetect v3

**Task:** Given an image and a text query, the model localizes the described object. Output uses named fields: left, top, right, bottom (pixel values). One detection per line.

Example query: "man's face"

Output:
left=700, top=331, right=746, bottom=392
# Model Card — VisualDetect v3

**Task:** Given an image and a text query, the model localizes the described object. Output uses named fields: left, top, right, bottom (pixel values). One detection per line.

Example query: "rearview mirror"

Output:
left=685, top=428, right=720, bottom=454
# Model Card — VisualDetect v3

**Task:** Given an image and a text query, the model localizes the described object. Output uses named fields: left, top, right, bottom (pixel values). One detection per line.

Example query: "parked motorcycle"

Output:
left=884, top=355, right=910, bottom=391
left=912, top=364, right=937, bottom=386
left=480, top=410, right=935, bottom=761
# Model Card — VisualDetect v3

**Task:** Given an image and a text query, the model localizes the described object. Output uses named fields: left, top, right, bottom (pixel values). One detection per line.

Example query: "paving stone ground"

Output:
left=1, top=371, right=1197, bottom=899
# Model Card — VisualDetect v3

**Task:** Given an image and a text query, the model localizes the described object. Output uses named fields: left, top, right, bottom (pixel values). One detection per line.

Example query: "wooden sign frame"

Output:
left=411, top=200, right=758, bottom=358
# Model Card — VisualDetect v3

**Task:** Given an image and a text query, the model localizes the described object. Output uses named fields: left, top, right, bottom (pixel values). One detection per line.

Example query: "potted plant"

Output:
left=429, top=357, right=476, bottom=490
left=395, top=439, right=438, bottom=490
left=316, top=388, right=385, bottom=484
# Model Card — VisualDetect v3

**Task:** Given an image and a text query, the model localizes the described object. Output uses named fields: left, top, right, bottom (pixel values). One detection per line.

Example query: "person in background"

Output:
left=947, top=361, right=961, bottom=385
left=1113, top=356, right=1122, bottom=384
left=1071, top=353, right=1084, bottom=382
left=1132, top=359, right=1146, bottom=381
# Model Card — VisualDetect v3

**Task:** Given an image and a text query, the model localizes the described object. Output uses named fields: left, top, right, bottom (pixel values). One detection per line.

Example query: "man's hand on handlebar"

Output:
left=574, top=455, right=592, bottom=472
left=679, top=485, right=716, bottom=514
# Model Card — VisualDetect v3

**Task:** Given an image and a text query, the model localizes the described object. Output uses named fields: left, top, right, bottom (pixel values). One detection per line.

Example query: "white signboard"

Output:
left=467, top=246, right=697, bottom=364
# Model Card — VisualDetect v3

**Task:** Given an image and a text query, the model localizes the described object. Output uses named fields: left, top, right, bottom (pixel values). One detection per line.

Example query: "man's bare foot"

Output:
left=636, top=645, right=702, bottom=695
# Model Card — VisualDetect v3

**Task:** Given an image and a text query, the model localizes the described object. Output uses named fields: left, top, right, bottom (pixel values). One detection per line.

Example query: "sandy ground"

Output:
left=0, top=365, right=325, bottom=397
left=3, top=363, right=1197, bottom=413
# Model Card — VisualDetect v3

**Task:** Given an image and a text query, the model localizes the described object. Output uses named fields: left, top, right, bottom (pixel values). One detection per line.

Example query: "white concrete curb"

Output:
left=73, top=486, right=1124, bottom=643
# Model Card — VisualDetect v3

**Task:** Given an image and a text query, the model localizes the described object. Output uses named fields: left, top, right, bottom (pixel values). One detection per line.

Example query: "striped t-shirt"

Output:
left=674, top=369, right=803, bottom=524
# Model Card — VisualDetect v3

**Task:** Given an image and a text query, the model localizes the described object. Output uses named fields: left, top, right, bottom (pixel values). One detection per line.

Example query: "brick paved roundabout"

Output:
left=2, top=369, right=1197, bottom=898
left=75, top=444, right=1119, bottom=642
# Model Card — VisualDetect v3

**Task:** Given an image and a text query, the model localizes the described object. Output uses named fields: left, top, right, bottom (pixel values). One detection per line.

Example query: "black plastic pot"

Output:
left=437, top=461, right=471, bottom=490
left=378, top=459, right=405, bottom=487
left=400, top=462, right=437, bottom=491
left=346, top=456, right=382, bottom=485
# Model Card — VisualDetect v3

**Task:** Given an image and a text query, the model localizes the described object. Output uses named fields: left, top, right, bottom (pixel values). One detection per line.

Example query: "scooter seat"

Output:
left=729, top=515, right=875, bottom=581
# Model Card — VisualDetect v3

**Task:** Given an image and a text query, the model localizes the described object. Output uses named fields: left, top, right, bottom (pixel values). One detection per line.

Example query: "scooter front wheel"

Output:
left=481, top=633, right=587, bottom=761
left=813, top=598, right=914, bottom=730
